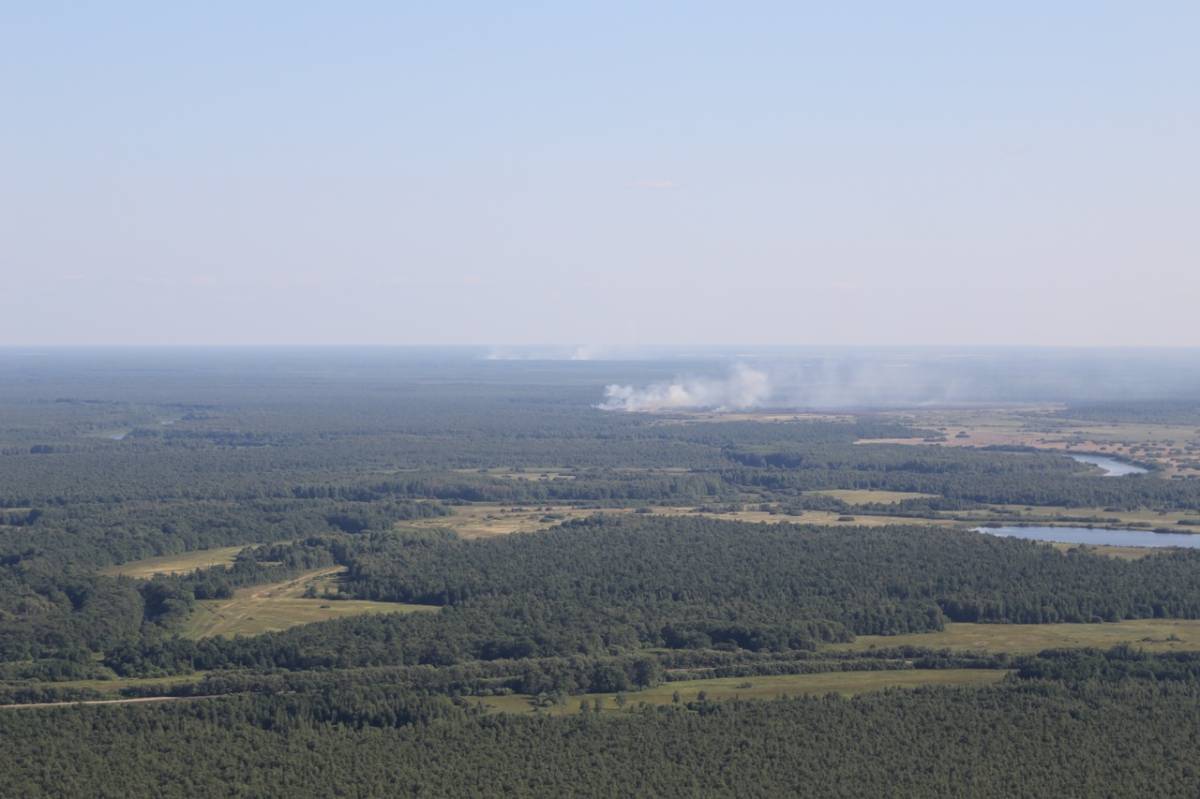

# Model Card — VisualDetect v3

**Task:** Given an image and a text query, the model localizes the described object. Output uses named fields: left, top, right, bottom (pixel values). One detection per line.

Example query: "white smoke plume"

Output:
left=599, top=364, right=771, bottom=412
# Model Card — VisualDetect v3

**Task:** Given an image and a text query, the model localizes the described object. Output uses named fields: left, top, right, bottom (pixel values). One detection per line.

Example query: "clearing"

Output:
left=482, top=668, right=1006, bottom=715
left=182, top=567, right=438, bottom=638
left=855, top=406, right=1200, bottom=478
left=409, top=502, right=961, bottom=540
left=101, top=546, right=246, bottom=578
left=805, top=489, right=938, bottom=505
left=834, top=619, right=1200, bottom=654
left=0, top=672, right=207, bottom=698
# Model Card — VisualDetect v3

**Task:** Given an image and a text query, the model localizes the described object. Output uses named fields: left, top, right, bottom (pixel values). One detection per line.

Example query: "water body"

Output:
left=1069, top=454, right=1148, bottom=476
left=976, top=525, right=1200, bottom=549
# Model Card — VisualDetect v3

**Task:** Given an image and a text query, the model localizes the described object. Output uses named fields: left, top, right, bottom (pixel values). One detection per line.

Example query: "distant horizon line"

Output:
left=2, top=344, right=1199, bottom=352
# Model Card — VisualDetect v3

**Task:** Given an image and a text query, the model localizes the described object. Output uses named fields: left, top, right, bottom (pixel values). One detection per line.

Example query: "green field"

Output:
left=0, top=672, right=208, bottom=699
left=482, top=668, right=1007, bottom=715
left=834, top=619, right=1200, bottom=654
left=101, top=546, right=246, bottom=578
left=181, top=567, right=439, bottom=638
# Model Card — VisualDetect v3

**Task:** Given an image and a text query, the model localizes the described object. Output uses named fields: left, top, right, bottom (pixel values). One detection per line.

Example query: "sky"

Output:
left=2, top=2, right=1197, bottom=348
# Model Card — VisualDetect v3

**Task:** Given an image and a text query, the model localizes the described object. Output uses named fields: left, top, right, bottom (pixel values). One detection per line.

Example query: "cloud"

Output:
left=599, top=364, right=770, bottom=412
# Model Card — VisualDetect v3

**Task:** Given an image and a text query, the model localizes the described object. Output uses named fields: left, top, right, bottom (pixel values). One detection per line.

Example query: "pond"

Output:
left=1069, top=454, right=1147, bottom=476
left=975, top=525, right=1200, bottom=549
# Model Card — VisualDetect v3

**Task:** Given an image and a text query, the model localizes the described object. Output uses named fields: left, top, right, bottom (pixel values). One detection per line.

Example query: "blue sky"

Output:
left=2, top=2, right=1197, bottom=346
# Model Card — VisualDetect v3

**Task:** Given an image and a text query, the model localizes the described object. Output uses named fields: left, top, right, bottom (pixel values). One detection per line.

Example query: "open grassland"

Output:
left=976, top=504, right=1200, bottom=534
left=101, top=546, right=246, bottom=578
left=854, top=406, right=1200, bottom=477
left=412, top=502, right=962, bottom=540
left=412, top=502, right=1182, bottom=566
left=806, top=489, right=939, bottom=505
left=834, top=619, right=1200, bottom=655
left=405, top=504, right=610, bottom=538
left=416, top=502, right=1196, bottom=557
left=646, top=506, right=959, bottom=528
left=1047, top=542, right=1162, bottom=560
left=182, top=567, right=438, bottom=639
left=481, top=669, right=1007, bottom=715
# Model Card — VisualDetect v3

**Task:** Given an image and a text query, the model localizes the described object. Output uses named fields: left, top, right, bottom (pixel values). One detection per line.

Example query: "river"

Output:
left=975, top=525, right=1199, bottom=548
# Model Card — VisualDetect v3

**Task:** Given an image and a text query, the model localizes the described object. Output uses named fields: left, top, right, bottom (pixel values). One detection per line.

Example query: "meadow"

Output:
left=181, top=567, right=438, bottom=639
left=834, top=619, right=1200, bottom=654
left=858, top=406, right=1200, bottom=478
left=481, top=669, right=1008, bottom=715
left=101, top=546, right=246, bottom=578
left=805, top=489, right=939, bottom=504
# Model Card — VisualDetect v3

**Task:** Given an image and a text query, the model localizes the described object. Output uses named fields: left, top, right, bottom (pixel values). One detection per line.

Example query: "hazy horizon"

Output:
left=3, top=3, right=1196, bottom=347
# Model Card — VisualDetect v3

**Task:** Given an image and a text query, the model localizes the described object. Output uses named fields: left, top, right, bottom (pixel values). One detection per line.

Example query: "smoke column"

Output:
left=599, top=364, right=770, bottom=412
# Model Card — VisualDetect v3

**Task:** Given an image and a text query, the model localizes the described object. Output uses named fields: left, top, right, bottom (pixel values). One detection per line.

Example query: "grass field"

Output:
left=1, top=671, right=210, bottom=697
left=410, top=502, right=964, bottom=539
left=806, top=489, right=939, bottom=505
left=101, top=546, right=247, bottom=578
left=405, top=503, right=609, bottom=538
left=854, top=406, right=1200, bottom=478
left=980, top=504, right=1200, bottom=533
left=833, top=619, right=1200, bottom=654
left=481, top=669, right=1007, bottom=715
left=1047, top=542, right=1161, bottom=560
left=182, top=567, right=438, bottom=638
left=646, top=506, right=960, bottom=528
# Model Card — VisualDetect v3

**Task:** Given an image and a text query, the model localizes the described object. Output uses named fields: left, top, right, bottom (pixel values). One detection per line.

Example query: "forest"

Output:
left=3, top=351, right=1200, bottom=796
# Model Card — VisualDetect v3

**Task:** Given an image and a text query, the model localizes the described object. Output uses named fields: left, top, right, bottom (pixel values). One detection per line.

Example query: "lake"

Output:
left=1069, top=454, right=1148, bottom=476
left=975, top=525, right=1200, bottom=549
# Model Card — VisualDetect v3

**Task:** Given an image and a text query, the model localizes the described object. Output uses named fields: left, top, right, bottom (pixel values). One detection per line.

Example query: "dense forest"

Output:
left=4, top=671, right=1200, bottom=797
left=4, top=351, right=1200, bottom=796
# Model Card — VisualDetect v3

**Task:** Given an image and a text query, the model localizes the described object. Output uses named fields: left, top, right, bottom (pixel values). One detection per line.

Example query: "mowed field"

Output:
left=101, top=546, right=246, bottom=578
left=182, top=567, right=438, bottom=638
left=833, top=619, right=1200, bottom=654
left=482, top=669, right=1007, bottom=715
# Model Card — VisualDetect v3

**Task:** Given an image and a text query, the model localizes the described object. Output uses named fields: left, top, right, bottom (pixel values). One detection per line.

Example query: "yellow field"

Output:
left=834, top=619, right=1200, bottom=654
left=806, top=489, right=938, bottom=505
left=481, top=669, right=1007, bottom=715
left=181, top=567, right=438, bottom=638
left=410, top=502, right=963, bottom=540
left=101, top=546, right=247, bottom=578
